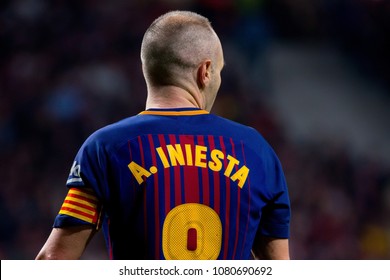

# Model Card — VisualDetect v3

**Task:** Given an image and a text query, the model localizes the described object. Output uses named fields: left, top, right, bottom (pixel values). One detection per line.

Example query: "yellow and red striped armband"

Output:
left=59, top=188, right=101, bottom=225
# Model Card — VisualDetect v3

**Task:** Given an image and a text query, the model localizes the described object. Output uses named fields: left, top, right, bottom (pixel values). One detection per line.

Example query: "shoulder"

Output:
left=212, top=114, right=281, bottom=161
left=81, top=115, right=141, bottom=150
left=211, top=114, right=269, bottom=145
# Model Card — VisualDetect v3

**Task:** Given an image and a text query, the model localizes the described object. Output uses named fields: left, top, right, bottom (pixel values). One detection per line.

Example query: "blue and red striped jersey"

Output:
left=54, top=108, right=290, bottom=259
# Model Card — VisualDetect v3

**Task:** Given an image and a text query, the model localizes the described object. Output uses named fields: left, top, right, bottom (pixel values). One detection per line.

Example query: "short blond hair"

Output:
left=141, top=11, right=219, bottom=86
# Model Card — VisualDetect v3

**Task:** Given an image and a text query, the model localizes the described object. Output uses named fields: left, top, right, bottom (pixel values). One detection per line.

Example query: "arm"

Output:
left=35, top=225, right=96, bottom=260
left=252, top=235, right=290, bottom=260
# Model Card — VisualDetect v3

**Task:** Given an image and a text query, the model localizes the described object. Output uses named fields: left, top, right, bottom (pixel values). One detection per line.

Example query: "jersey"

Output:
left=54, top=108, right=290, bottom=260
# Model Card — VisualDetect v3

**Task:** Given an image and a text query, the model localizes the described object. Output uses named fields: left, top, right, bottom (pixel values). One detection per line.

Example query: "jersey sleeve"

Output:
left=53, top=132, right=108, bottom=229
left=257, top=149, right=291, bottom=239
left=54, top=187, right=102, bottom=229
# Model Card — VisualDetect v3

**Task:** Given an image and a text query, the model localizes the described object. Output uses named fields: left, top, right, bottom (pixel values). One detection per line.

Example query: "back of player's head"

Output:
left=141, top=10, right=220, bottom=87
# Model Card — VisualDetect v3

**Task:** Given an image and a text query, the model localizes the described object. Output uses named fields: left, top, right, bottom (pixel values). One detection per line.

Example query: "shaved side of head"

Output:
left=141, top=11, right=220, bottom=87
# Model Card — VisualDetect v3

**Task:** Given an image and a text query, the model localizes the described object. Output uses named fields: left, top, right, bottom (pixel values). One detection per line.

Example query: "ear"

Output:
left=197, top=60, right=212, bottom=89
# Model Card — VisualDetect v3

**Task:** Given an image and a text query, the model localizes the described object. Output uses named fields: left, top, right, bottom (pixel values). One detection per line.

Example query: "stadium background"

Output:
left=0, top=0, right=389, bottom=259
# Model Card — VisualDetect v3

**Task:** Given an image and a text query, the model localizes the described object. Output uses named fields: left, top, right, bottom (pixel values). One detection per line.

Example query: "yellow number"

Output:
left=162, top=203, right=222, bottom=260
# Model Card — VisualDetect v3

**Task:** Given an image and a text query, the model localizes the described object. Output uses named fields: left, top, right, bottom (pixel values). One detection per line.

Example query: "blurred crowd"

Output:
left=0, top=0, right=389, bottom=259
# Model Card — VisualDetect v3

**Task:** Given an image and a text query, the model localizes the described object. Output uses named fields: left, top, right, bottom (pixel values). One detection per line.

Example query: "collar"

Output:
left=139, top=108, right=209, bottom=116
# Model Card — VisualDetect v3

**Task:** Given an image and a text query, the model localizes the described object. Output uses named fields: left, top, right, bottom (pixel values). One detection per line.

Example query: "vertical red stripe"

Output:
left=169, top=135, right=182, bottom=205
left=208, top=136, right=220, bottom=214
left=201, top=135, right=214, bottom=206
left=187, top=136, right=200, bottom=203
left=180, top=135, right=199, bottom=203
left=158, top=135, right=171, bottom=215
left=230, top=137, right=241, bottom=259
left=240, top=140, right=251, bottom=259
left=220, top=136, right=231, bottom=259
left=137, top=136, right=148, bottom=246
left=148, top=134, right=160, bottom=259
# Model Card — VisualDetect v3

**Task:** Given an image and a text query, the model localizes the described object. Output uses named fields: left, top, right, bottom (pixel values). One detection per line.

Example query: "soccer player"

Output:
left=36, top=10, right=291, bottom=260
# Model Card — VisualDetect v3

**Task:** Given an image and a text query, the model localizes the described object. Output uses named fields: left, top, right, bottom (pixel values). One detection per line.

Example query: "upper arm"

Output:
left=36, top=226, right=96, bottom=260
left=252, top=235, right=290, bottom=260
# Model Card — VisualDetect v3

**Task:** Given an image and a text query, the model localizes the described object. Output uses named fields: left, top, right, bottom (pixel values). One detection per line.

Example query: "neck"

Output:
left=145, top=85, right=205, bottom=110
